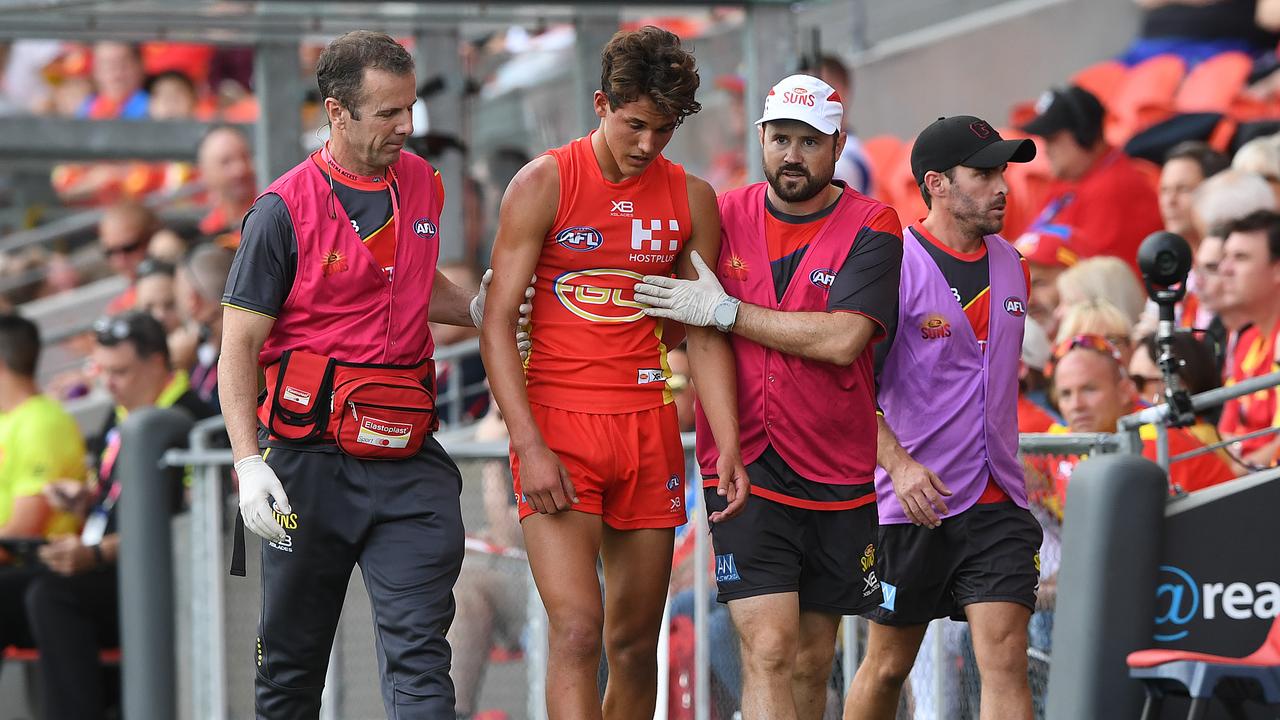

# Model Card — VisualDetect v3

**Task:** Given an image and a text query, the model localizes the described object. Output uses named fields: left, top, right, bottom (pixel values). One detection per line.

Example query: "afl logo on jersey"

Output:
left=554, top=268, right=646, bottom=323
left=809, top=268, right=835, bottom=290
left=413, top=218, right=438, bottom=239
left=556, top=226, right=604, bottom=252
left=1004, top=297, right=1026, bottom=317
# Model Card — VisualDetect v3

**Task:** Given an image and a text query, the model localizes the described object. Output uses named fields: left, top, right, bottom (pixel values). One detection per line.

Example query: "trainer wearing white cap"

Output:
left=635, top=73, right=902, bottom=720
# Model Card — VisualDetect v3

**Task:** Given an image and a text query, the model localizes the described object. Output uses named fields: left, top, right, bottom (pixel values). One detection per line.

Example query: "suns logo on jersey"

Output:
left=556, top=226, right=603, bottom=252
left=920, top=314, right=951, bottom=340
left=723, top=255, right=750, bottom=282
left=554, top=269, right=647, bottom=323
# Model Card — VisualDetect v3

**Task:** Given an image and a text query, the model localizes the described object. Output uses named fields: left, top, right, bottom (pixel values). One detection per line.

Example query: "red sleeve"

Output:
left=868, top=206, right=903, bottom=239
left=433, top=169, right=446, bottom=210
left=1020, top=256, right=1032, bottom=296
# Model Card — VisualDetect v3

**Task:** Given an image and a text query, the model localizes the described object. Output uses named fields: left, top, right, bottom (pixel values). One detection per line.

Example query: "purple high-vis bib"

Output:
left=874, top=227, right=1028, bottom=524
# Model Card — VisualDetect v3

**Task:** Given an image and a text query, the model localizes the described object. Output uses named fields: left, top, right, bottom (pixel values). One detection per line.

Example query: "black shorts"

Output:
left=704, top=448, right=881, bottom=616
left=865, top=501, right=1043, bottom=626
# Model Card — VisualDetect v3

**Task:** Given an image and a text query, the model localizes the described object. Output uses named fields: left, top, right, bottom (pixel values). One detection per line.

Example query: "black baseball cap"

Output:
left=1020, top=85, right=1105, bottom=140
left=910, top=115, right=1036, bottom=185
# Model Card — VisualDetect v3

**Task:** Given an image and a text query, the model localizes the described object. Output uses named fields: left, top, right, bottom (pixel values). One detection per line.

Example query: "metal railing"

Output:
left=150, top=369, right=1280, bottom=719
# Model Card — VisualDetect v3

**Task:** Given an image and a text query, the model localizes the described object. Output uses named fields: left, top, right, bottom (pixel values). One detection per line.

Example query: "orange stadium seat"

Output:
left=1072, top=60, right=1128, bottom=110
left=861, top=134, right=907, bottom=206
left=1128, top=613, right=1280, bottom=718
left=886, top=158, right=928, bottom=229
left=1106, top=54, right=1187, bottom=146
left=1175, top=51, right=1252, bottom=113
left=998, top=129, right=1052, bottom=239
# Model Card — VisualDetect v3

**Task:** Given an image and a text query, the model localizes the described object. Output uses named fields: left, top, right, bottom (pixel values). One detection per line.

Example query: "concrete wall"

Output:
left=801, top=0, right=1141, bottom=138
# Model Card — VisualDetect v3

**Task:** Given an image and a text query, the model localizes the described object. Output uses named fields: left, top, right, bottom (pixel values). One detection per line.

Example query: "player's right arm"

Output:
left=220, top=195, right=295, bottom=541
left=480, top=156, right=577, bottom=515
left=876, top=414, right=950, bottom=528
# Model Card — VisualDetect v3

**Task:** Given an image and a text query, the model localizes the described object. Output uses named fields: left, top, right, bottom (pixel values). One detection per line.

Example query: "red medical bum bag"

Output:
left=259, top=350, right=438, bottom=460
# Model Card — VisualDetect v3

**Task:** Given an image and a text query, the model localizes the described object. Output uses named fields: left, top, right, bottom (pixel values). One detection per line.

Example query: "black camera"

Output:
left=1137, top=231, right=1197, bottom=427
left=1138, top=231, right=1193, bottom=292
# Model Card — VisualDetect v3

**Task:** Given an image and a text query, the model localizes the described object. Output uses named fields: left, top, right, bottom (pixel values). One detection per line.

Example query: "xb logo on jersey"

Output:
left=610, top=200, right=634, bottom=215
left=554, top=269, right=646, bottom=323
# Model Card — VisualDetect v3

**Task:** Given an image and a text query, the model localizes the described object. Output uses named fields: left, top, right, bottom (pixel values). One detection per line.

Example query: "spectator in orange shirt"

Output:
left=99, top=201, right=155, bottom=314
left=1129, top=331, right=1241, bottom=472
left=1048, top=335, right=1235, bottom=498
left=78, top=41, right=148, bottom=119
left=1020, top=85, right=1163, bottom=273
left=195, top=125, right=256, bottom=247
left=1217, top=210, right=1280, bottom=465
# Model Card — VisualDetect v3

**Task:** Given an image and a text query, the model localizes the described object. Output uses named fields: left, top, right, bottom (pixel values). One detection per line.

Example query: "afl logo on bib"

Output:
left=809, top=268, right=835, bottom=290
left=1004, top=297, right=1026, bottom=317
left=556, top=226, right=604, bottom=252
left=413, top=218, right=438, bottom=239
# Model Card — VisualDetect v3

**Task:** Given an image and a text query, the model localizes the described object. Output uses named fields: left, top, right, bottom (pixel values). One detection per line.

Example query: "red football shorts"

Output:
left=512, top=402, right=687, bottom=529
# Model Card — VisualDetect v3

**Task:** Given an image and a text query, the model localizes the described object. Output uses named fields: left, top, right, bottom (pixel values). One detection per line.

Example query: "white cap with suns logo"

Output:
left=754, top=74, right=844, bottom=135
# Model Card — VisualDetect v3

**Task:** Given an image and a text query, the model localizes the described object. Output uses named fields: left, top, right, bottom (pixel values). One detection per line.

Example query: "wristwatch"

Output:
left=713, top=296, right=741, bottom=333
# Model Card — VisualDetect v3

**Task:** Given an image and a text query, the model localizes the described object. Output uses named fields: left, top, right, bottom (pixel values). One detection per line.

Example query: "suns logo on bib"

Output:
left=554, top=268, right=647, bottom=323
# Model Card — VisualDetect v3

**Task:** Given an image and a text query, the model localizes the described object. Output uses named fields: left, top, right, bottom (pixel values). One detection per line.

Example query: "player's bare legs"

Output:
left=729, top=592, right=801, bottom=720
left=599, top=526, right=675, bottom=720
left=794, top=611, right=840, bottom=720
left=523, top=511, right=606, bottom=720
left=965, top=602, right=1033, bottom=720
left=843, top=622, right=928, bottom=720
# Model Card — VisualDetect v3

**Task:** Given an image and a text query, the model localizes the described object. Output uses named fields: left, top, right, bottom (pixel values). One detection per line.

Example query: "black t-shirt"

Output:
left=874, top=227, right=1029, bottom=382
left=222, top=168, right=396, bottom=318
left=751, top=191, right=903, bottom=506
left=1141, top=0, right=1276, bottom=47
left=761, top=191, right=902, bottom=332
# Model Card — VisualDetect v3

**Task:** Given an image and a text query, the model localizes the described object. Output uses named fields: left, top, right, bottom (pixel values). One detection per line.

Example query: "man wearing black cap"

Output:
left=1020, top=84, right=1162, bottom=273
left=845, top=116, right=1042, bottom=720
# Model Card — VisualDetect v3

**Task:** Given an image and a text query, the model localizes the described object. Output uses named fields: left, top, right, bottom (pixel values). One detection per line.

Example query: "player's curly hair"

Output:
left=600, top=26, right=702, bottom=126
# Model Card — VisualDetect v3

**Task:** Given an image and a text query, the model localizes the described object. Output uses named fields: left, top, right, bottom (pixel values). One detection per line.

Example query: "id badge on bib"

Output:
left=81, top=508, right=109, bottom=547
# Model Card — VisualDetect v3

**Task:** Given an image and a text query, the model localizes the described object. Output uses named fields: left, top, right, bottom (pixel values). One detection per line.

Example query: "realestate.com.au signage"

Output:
left=1155, top=564, right=1280, bottom=644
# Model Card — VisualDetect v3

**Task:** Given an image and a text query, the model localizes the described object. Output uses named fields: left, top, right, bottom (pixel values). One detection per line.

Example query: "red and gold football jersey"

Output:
left=524, top=133, right=693, bottom=413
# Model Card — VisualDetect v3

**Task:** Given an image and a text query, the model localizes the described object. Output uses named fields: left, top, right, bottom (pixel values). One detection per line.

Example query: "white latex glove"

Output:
left=469, top=269, right=491, bottom=328
left=473, top=270, right=536, bottom=360
left=471, top=270, right=536, bottom=329
left=235, top=455, right=290, bottom=542
left=633, top=251, right=730, bottom=327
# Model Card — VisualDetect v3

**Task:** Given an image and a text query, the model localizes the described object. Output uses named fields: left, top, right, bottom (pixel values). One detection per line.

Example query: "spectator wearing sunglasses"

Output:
left=1129, top=331, right=1241, bottom=473
left=1047, top=334, right=1235, bottom=504
left=98, top=201, right=156, bottom=315
left=18, top=311, right=213, bottom=720
left=1055, top=298, right=1135, bottom=364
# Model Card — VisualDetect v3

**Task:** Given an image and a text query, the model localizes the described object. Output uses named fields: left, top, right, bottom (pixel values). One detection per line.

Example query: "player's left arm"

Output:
left=638, top=206, right=903, bottom=366
left=680, top=174, right=749, bottom=522
left=428, top=269, right=476, bottom=327
left=734, top=209, right=902, bottom=365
